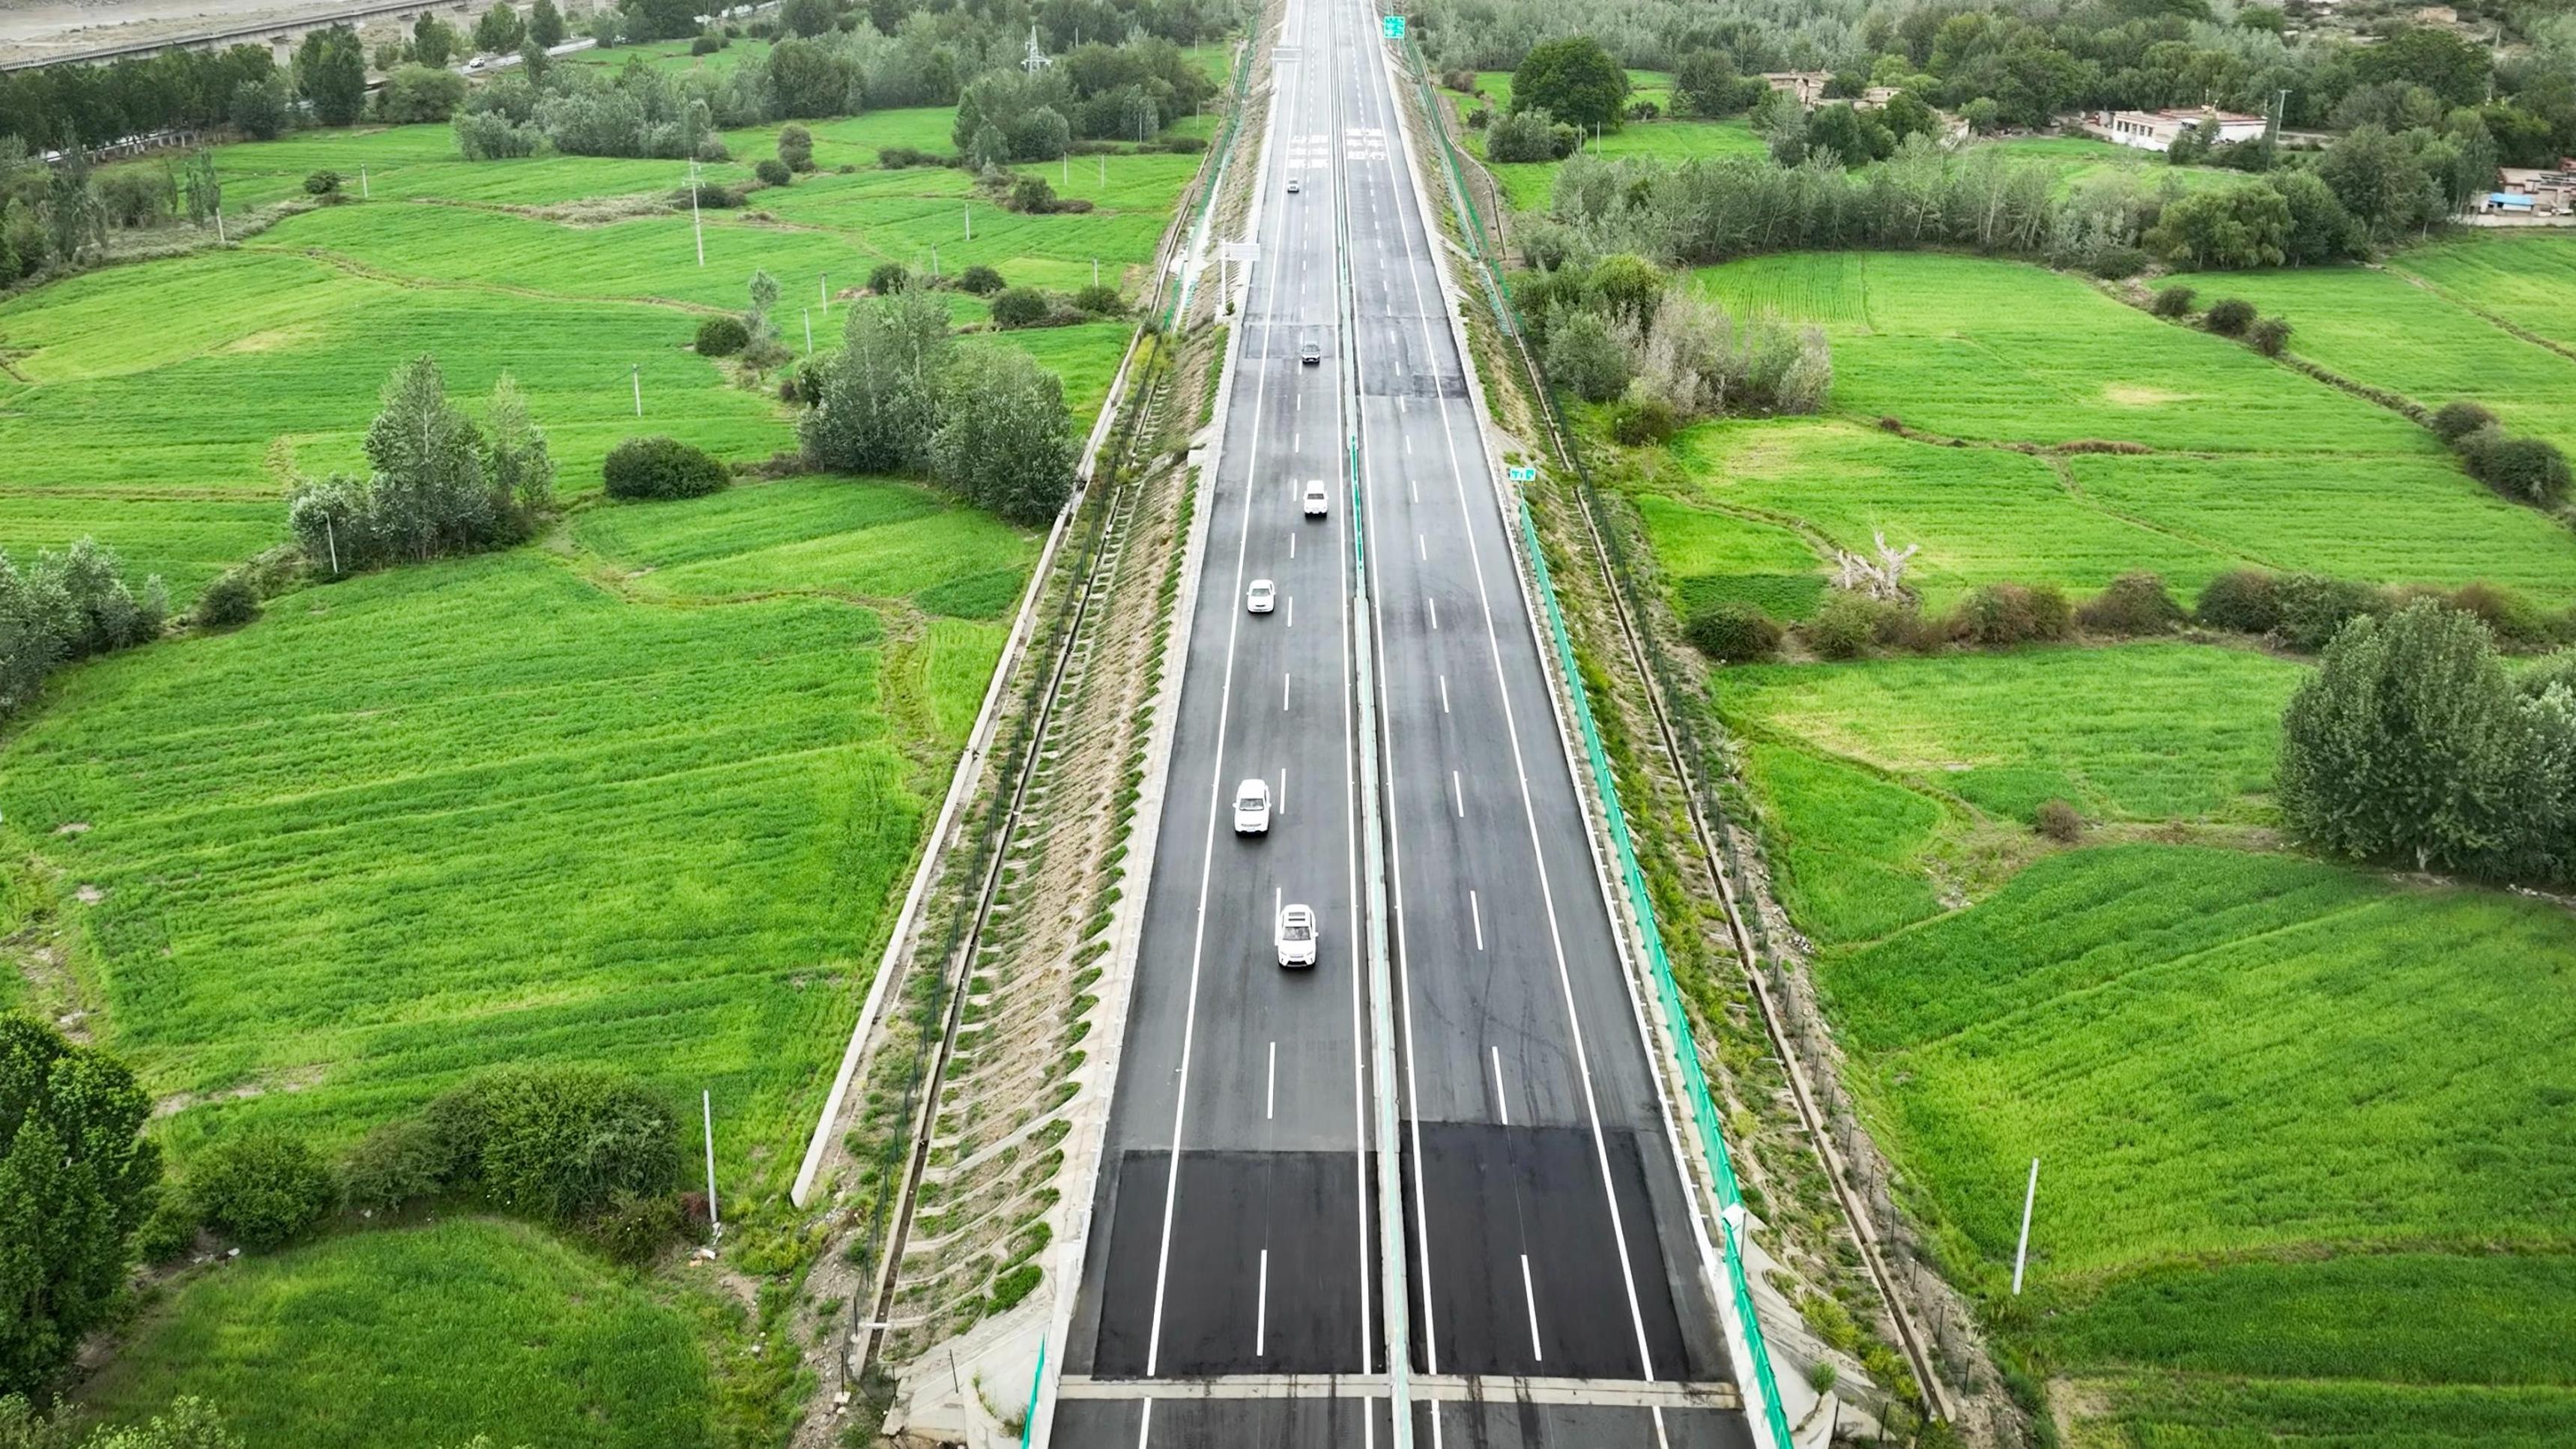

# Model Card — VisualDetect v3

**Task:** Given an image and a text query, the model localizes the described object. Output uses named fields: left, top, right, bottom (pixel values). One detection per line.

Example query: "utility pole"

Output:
left=687, top=112, right=704, bottom=267
left=2011, top=1158, right=2040, bottom=1295
left=803, top=307, right=812, bottom=352
left=360, top=163, right=369, bottom=199
left=819, top=272, right=828, bottom=315
left=631, top=363, right=642, bottom=417
left=964, top=202, right=971, bottom=241
left=324, top=516, right=339, bottom=575
left=703, top=1089, right=722, bottom=1245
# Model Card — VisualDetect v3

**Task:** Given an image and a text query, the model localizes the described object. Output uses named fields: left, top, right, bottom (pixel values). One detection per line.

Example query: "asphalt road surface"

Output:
left=1056, top=0, right=1750, bottom=1442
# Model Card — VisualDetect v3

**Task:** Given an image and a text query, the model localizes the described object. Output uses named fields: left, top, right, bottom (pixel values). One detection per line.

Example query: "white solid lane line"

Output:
left=1470, top=890, right=1483, bottom=950
left=1451, top=770, right=1463, bottom=817
left=1284, top=671, right=1292, bottom=710
left=1428, top=596, right=1438, bottom=631
left=1279, top=766, right=1287, bottom=817
left=1522, top=1253, right=1544, bottom=1364
left=1267, top=1040, right=1278, bottom=1120
left=1492, top=1045, right=1510, bottom=1128
left=1288, top=595, right=1295, bottom=628
left=1257, top=1247, right=1270, bottom=1358
left=1439, top=675, right=1448, bottom=713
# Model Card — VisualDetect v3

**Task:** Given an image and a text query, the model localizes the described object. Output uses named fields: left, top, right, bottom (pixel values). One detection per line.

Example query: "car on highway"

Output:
left=1275, top=901, right=1316, bottom=967
left=1300, top=339, right=1322, bottom=365
left=1287, top=177, right=1301, bottom=194
left=1233, top=778, right=1272, bottom=834
left=1302, top=480, right=1329, bottom=517
left=1247, top=578, right=1275, bottom=614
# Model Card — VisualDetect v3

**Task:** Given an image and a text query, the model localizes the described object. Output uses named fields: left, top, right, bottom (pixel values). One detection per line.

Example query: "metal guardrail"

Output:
left=1393, top=34, right=1800, bottom=1449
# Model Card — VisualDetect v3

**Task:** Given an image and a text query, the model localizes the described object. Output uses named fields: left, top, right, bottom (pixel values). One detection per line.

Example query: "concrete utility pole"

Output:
left=803, top=306, right=812, bottom=352
left=704, top=1089, right=722, bottom=1244
left=631, top=363, right=642, bottom=416
left=360, top=163, right=369, bottom=198
left=964, top=202, right=972, bottom=241
left=2011, top=1157, right=2040, bottom=1295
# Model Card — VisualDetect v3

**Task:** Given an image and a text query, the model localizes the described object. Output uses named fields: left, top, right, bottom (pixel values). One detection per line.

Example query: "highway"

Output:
left=1055, top=0, right=1750, bottom=1442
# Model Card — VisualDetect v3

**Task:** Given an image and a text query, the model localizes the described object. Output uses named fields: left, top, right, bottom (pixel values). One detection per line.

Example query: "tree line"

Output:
left=0, top=540, right=164, bottom=719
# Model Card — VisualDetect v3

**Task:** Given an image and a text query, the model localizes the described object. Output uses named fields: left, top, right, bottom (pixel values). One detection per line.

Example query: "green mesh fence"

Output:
left=1397, top=32, right=1796, bottom=1449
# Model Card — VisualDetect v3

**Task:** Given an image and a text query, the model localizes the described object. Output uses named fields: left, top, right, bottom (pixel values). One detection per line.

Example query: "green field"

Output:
left=19, top=105, right=1183, bottom=599
left=77, top=1219, right=717, bottom=1449
left=0, top=478, right=1027, bottom=1182
left=1443, top=70, right=1760, bottom=211
left=1636, top=252, right=2576, bottom=614
left=2174, top=236, right=2576, bottom=456
left=1639, top=239, right=2576, bottom=1445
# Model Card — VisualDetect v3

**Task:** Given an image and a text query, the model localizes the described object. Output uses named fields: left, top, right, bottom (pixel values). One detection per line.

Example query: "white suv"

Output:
left=1233, top=778, right=1272, bottom=834
left=1275, top=902, right=1317, bottom=968
left=1302, top=480, right=1328, bottom=518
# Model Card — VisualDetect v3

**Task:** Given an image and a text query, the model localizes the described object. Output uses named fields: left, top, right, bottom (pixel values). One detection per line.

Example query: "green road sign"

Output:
left=1507, top=465, right=1537, bottom=483
left=1382, top=13, right=1406, bottom=38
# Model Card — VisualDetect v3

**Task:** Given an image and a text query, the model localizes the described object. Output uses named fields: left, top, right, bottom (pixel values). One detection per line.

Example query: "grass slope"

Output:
left=77, top=1219, right=715, bottom=1449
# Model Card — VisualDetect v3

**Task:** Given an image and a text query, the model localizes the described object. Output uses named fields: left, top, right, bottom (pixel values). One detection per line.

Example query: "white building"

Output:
left=2086, top=107, right=2267, bottom=153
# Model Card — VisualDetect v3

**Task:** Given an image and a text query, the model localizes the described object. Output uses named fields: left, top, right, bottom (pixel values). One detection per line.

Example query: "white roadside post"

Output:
left=704, top=1089, right=722, bottom=1246
left=2012, top=1157, right=2040, bottom=1295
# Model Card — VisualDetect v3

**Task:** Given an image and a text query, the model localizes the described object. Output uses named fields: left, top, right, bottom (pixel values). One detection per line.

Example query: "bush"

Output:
left=2249, top=315, right=2293, bottom=356
left=1010, top=175, right=1059, bottom=214
left=1806, top=590, right=1884, bottom=659
left=754, top=157, right=791, bottom=186
left=989, top=287, right=1050, bottom=328
left=1959, top=582, right=2072, bottom=647
left=2273, top=571, right=2389, bottom=651
left=189, top=1129, right=339, bottom=1250
left=133, top=1194, right=200, bottom=1264
left=585, top=1190, right=685, bottom=1265
left=422, top=1063, right=680, bottom=1225
left=339, top=1117, right=450, bottom=1214
left=2034, top=799, right=2084, bottom=843
left=1684, top=602, right=1781, bottom=663
left=689, top=31, right=722, bottom=53
left=868, top=261, right=910, bottom=294
left=2147, top=285, right=2196, bottom=318
left=958, top=264, right=1006, bottom=294
left=2196, top=568, right=2279, bottom=633
left=695, top=315, right=750, bottom=356
left=1609, top=396, right=1677, bottom=446
left=676, top=181, right=740, bottom=208
left=2454, top=427, right=2572, bottom=506
left=602, top=435, right=729, bottom=499
left=2087, top=245, right=2149, bottom=279
left=193, top=572, right=259, bottom=629
left=1544, top=310, right=1630, bottom=404
left=303, top=170, right=343, bottom=197
left=2449, top=581, right=2561, bottom=650
left=878, top=145, right=945, bottom=169
left=2203, top=297, right=2256, bottom=336
left=1071, top=283, right=1125, bottom=315
left=2430, top=399, right=2497, bottom=442
left=2075, top=572, right=2186, bottom=635
left=777, top=122, right=814, bottom=171
left=990, top=1262, right=1042, bottom=1311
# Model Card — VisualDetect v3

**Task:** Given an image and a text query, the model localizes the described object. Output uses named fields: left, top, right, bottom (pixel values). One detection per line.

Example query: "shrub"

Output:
left=689, top=31, right=722, bottom=53
left=1071, top=284, right=1124, bottom=315
left=2075, top=572, right=2186, bottom=635
left=754, top=157, right=791, bottom=186
left=2147, top=285, right=2196, bottom=318
left=585, top=1190, right=684, bottom=1265
left=1959, top=582, right=2072, bottom=646
left=2034, top=799, right=2084, bottom=843
left=2249, top=315, right=2292, bottom=356
left=2087, top=244, right=2148, bottom=279
left=958, top=264, right=1006, bottom=294
left=676, top=181, right=740, bottom=208
left=1685, top=602, right=1782, bottom=663
left=602, top=435, right=729, bottom=499
left=2196, top=568, right=2279, bottom=633
left=2449, top=581, right=2561, bottom=650
left=339, top=1117, right=451, bottom=1214
left=2203, top=297, right=2256, bottom=336
left=777, top=122, right=814, bottom=172
left=1806, top=590, right=1883, bottom=659
left=878, top=145, right=944, bottom=169
left=694, top=315, right=750, bottom=357
left=867, top=261, right=910, bottom=294
left=1878, top=601, right=1950, bottom=654
left=2429, top=399, right=2497, bottom=442
left=1544, top=310, right=1630, bottom=404
left=193, top=572, right=259, bottom=628
left=133, top=1194, right=200, bottom=1265
left=989, top=287, right=1050, bottom=328
left=2455, top=427, right=2572, bottom=506
left=991, top=1262, right=1043, bottom=1310
left=1010, top=175, right=1059, bottom=214
left=2273, top=571, right=2389, bottom=651
left=1609, top=396, right=1677, bottom=446
left=303, top=170, right=343, bottom=197
left=188, top=1129, right=339, bottom=1250
left=423, top=1064, right=680, bottom=1225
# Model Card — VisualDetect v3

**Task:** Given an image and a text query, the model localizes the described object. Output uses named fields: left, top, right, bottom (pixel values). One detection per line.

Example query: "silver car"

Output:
left=1275, top=902, right=1316, bottom=968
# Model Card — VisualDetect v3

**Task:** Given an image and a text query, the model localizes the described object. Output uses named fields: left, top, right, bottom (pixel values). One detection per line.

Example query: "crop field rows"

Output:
left=1639, top=237, right=2576, bottom=1448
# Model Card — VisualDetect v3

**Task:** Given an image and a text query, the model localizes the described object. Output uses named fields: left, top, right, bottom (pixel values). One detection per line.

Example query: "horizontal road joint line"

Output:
left=1056, top=1374, right=1741, bottom=1409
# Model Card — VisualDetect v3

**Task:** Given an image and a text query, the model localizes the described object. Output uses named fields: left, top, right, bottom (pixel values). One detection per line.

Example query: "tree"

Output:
left=1544, top=309, right=1630, bottom=403
left=620, top=0, right=700, bottom=43
left=229, top=75, right=288, bottom=139
left=2279, top=603, right=2531, bottom=876
left=286, top=357, right=545, bottom=570
left=933, top=345, right=1074, bottom=525
left=295, top=26, right=367, bottom=127
left=0, top=1394, right=243, bottom=1449
left=766, top=38, right=853, bottom=119
left=0, top=1014, right=160, bottom=1397
left=602, top=435, right=728, bottom=497
left=412, top=13, right=459, bottom=68
left=988, top=285, right=1050, bottom=327
left=777, top=122, right=814, bottom=172
left=1672, top=49, right=1756, bottom=119
left=801, top=288, right=952, bottom=473
left=1512, top=37, right=1630, bottom=133
left=473, top=2, right=526, bottom=56
left=782, top=0, right=835, bottom=38
left=2356, top=25, right=2491, bottom=109
left=2141, top=184, right=2289, bottom=268
left=2265, top=169, right=2363, bottom=264
left=1806, top=102, right=1893, bottom=166
left=379, top=64, right=467, bottom=124
left=2318, top=124, right=2441, bottom=238
left=527, top=0, right=566, bottom=50
left=187, top=1129, right=336, bottom=1251
left=1879, top=90, right=1939, bottom=142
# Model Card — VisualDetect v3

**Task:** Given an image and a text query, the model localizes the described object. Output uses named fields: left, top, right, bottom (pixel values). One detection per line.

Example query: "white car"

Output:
left=1300, top=339, right=1322, bottom=365
left=1247, top=578, right=1276, bottom=614
left=1301, top=480, right=1329, bottom=518
left=1233, top=778, right=1272, bottom=834
left=1275, top=901, right=1316, bottom=968
left=1287, top=177, right=1302, bottom=194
